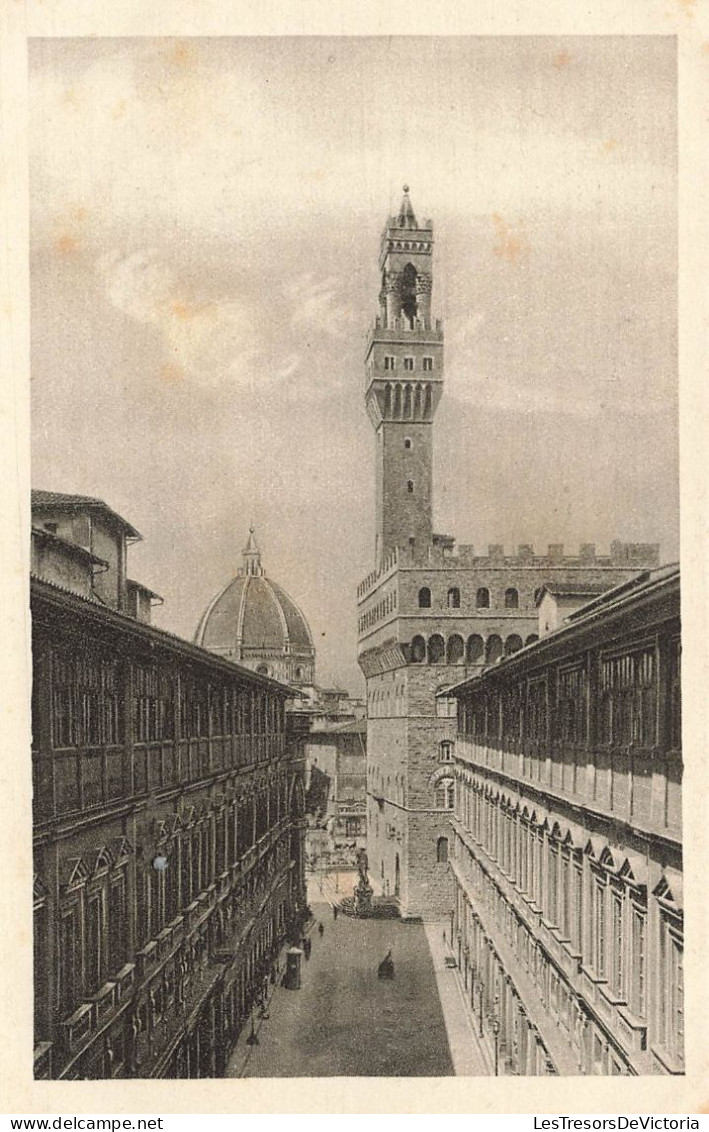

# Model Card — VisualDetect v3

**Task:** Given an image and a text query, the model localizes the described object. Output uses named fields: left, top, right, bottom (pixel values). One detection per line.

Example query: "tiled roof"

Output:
left=31, top=490, right=141, bottom=540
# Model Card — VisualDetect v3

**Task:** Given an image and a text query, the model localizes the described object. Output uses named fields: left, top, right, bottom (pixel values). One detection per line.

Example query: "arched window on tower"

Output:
left=447, top=587, right=461, bottom=609
left=418, top=587, right=431, bottom=609
left=410, top=635, right=426, bottom=663
left=485, top=635, right=503, bottom=664
left=505, top=587, right=519, bottom=609
left=407, top=480, right=414, bottom=494
left=401, top=263, right=418, bottom=324
left=476, top=587, right=490, bottom=608
left=436, top=836, right=449, bottom=863
left=446, top=634, right=464, bottom=665
left=404, top=437, right=412, bottom=450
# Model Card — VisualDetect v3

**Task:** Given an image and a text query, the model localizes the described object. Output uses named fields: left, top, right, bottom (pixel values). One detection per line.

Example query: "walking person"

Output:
left=318, top=921, right=325, bottom=939
left=333, top=904, right=338, bottom=921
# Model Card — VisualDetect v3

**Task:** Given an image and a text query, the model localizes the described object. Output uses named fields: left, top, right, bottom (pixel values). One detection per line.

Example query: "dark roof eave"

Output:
left=30, top=576, right=292, bottom=697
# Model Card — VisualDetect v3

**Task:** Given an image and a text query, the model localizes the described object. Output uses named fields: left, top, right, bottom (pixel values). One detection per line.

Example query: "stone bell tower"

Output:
left=364, top=186, right=444, bottom=566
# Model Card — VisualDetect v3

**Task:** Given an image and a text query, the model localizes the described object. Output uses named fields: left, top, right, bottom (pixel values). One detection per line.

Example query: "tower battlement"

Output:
left=356, top=540, right=661, bottom=601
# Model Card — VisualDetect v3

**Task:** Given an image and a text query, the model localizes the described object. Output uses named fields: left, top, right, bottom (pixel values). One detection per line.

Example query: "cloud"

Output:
left=447, top=364, right=673, bottom=420
left=286, top=273, right=355, bottom=340
left=97, top=249, right=260, bottom=388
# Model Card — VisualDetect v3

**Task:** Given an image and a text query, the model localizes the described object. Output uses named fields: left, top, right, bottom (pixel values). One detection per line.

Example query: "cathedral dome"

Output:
left=194, top=528, right=315, bottom=685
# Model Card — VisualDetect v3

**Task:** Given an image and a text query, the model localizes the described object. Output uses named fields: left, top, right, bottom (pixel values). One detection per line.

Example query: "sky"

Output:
left=29, top=36, right=678, bottom=693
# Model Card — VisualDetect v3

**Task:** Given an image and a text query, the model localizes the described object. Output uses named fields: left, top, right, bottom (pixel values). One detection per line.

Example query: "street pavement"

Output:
left=227, top=902, right=455, bottom=1077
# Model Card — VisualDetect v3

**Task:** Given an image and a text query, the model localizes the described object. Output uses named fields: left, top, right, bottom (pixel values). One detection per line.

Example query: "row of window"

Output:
left=383, top=356, right=434, bottom=371
left=454, top=901, right=557, bottom=1075
left=42, top=786, right=294, bottom=1022
left=454, top=818, right=684, bottom=1069
left=410, top=632, right=538, bottom=666
left=44, top=647, right=286, bottom=751
left=418, top=586, right=520, bottom=610
left=358, top=589, right=397, bottom=633
left=458, top=638, right=681, bottom=751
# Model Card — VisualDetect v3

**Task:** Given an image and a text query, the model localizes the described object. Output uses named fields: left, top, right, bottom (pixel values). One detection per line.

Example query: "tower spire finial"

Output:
left=242, top=525, right=264, bottom=576
left=397, top=184, right=417, bottom=229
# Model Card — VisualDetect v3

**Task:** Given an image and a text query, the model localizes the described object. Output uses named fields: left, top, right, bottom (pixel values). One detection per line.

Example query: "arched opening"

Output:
left=476, top=587, right=490, bottom=608
left=404, top=437, right=412, bottom=449
left=418, top=586, right=431, bottom=608
left=446, top=634, right=465, bottom=665
left=447, top=587, right=461, bottom=609
left=435, top=777, right=455, bottom=809
left=394, top=853, right=400, bottom=898
left=393, top=384, right=402, bottom=418
left=256, top=664, right=269, bottom=675
left=410, top=635, right=426, bottom=663
left=505, top=587, right=519, bottom=609
left=428, top=634, right=445, bottom=664
left=436, top=836, right=449, bottom=864
left=485, top=634, right=503, bottom=664
left=401, top=263, right=418, bottom=324
left=407, top=480, right=414, bottom=493
left=466, top=634, right=484, bottom=663
left=384, top=383, right=392, bottom=416
left=413, top=384, right=422, bottom=419
left=403, top=384, right=412, bottom=418
left=525, top=633, right=539, bottom=647
left=295, top=666, right=305, bottom=680
left=505, top=634, right=524, bottom=656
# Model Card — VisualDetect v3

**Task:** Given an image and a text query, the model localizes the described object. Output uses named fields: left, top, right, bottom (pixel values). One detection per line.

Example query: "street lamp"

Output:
left=492, top=1016, right=500, bottom=1076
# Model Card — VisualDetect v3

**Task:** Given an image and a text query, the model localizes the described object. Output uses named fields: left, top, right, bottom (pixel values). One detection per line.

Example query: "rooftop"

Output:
left=31, top=490, right=141, bottom=540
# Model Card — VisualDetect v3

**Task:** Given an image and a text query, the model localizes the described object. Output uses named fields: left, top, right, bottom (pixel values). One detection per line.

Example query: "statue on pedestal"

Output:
left=353, top=847, right=374, bottom=917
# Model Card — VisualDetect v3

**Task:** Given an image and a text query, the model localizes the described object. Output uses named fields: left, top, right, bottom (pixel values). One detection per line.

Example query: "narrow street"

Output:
left=227, top=903, right=455, bottom=1078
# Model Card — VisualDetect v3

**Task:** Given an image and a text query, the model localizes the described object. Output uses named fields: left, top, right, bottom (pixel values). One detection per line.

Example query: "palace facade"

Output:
left=445, top=565, right=682, bottom=1075
left=31, top=492, right=307, bottom=1080
left=356, top=190, right=661, bottom=919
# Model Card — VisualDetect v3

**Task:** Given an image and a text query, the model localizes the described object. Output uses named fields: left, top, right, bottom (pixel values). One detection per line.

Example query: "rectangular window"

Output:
left=593, top=876, right=606, bottom=977
left=600, top=646, right=657, bottom=748
left=547, top=843, right=558, bottom=924
left=108, top=875, right=127, bottom=975
left=658, top=909, right=684, bottom=1065
left=572, top=858, right=583, bottom=952
left=52, top=650, right=77, bottom=748
left=85, top=891, right=104, bottom=993
left=423, top=356, right=434, bottom=371
left=403, top=357, right=415, bottom=371
left=557, top=665, right=587, bottom=742
left=669, top=636, right=681, bottom=750
left=630, top=902, right=646, bottom=1018
left=384, top=355, right=395, bottom=371
left=610, top=888, right=624, bottom=997
left=59, top=906, right=80, bottom=1017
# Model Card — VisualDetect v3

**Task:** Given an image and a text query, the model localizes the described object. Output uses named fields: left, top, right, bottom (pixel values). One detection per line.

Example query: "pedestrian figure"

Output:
left=378, top=949, right=394, bottom=980
left=318, top=921, right=325, bottom=938
left=333, top=904, right=338, bottom=921
left=442, top=929, right=446, bottom=945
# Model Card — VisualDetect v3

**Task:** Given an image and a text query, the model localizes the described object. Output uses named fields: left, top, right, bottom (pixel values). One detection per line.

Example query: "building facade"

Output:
left=357, top=191, right=661, bottom=919
left=31, top=494, right=307, bottom=1080
left=304, top=718, right=367, bottom=871
left=445, top=566, right=682, bottom=1075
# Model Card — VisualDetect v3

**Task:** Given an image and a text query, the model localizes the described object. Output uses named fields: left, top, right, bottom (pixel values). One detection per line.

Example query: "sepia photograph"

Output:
left=5, top=14, right=700, bottom=1106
